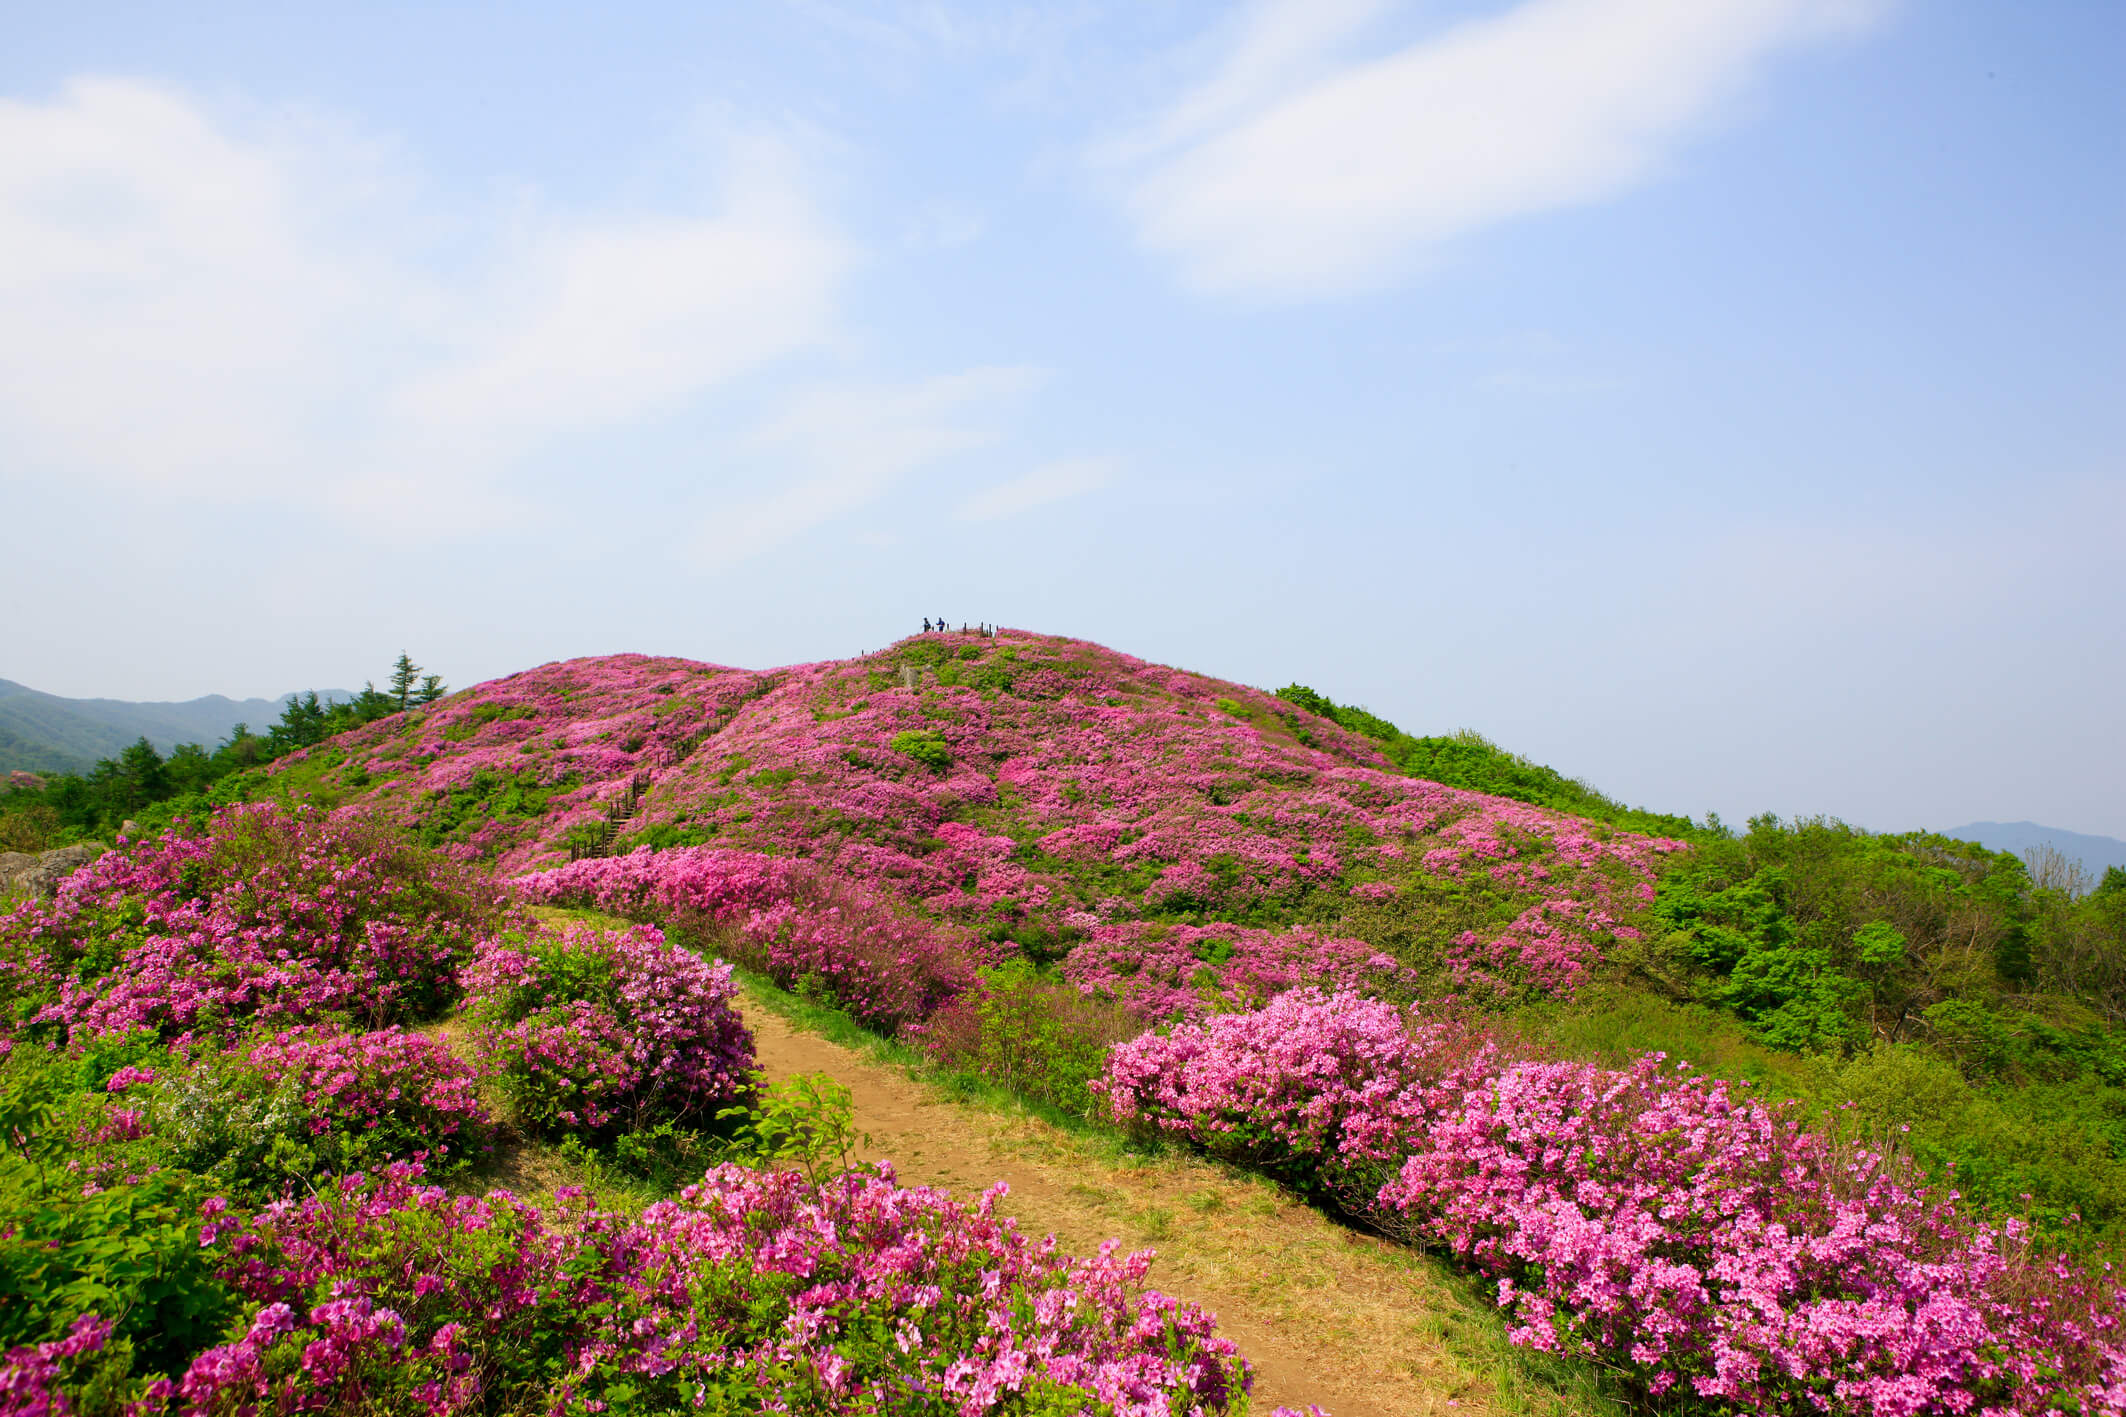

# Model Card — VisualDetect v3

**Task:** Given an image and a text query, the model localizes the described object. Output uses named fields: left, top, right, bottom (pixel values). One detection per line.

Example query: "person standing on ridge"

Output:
left=922, top=618, right=931, bottom=633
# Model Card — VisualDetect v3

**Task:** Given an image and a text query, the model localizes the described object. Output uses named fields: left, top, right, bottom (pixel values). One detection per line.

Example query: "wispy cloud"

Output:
left=1104, top=0, right=1895, bottom=299
left=958, top=455, right=1116, bottom=521
left=698, top=367, right=1046, bottom=566
left=0, top=79, right=852, bottom=531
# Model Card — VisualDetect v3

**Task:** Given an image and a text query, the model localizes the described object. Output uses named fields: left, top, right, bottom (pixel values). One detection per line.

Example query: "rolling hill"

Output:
left=0, top=678, right=353, bottom=775
left=280, top=629, right=1680, bottom=1002
left=1944, top=820, right=2126, bottom=878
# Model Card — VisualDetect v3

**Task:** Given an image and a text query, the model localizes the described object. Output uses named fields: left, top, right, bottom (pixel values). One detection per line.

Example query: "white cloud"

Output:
left=1107, top=0, right=1894, bottom=298
left=1100, top=0, right=1391, bottom=164
left=902, top=196, right=986, bottom=250
left=697, top=367, right=1044, bottom=566
left=0, top=79, right=852, bottom=529
left=957, top=454, right=1115, bottom=521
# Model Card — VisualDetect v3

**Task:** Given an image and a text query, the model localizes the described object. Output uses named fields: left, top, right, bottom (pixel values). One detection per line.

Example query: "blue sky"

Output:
left=2, top=1, right=2120, bottom=837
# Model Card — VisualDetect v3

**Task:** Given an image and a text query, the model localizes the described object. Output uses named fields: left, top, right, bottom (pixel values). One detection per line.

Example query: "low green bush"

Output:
left=888, top=728, right=952, bottom=772
left=0, top=1043, right=240, bottom=1394
left=918, top=960, right=1137, bottom=1116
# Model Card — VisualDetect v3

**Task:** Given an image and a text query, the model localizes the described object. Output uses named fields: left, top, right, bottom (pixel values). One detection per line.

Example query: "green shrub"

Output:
left=716, top=1072, right=869, bottom=1187
left=1274, top=684, right=1701, bottom=837
left=918, top=960, right=1137, bottom=1115
left=0, top=1044, right=239, bottom=1388
left=888, top=729, right=952, bottom=772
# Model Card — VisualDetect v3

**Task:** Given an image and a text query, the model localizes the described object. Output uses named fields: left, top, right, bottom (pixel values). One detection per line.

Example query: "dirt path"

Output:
left=737, top=998, right=1593, bottom=1417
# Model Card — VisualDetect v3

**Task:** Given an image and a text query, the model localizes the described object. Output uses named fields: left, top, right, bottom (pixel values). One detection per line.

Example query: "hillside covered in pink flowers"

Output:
left=287, top=629, right=1681, bottom=1002
left=12, top=631, right=2126, bottom=1415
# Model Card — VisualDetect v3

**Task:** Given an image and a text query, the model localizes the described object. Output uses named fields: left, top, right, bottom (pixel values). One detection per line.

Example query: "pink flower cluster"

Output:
left=460, top=920, right=755, bottom=1132
left=1099, top=990, right=1485, bottom=1193
left=56, top=1024, right=493, bottom=1197
left=1062, top=921, right=1418, bottom=1023
left=0, top=803, right=500, bottom=1044
left=126, top=1159, right=1294, bottom=1415
left=290, top=633, right=1681, bottom=998
left=517, top=848, right=975, bottom=1034
left=1102, top=992, right=2126, bottom=1416
left=234, top=1024, right=489, bottom=1151
left=0, top=1314, right=114, bottom=1417
left=1443, top=897, right=1640, bottom=1000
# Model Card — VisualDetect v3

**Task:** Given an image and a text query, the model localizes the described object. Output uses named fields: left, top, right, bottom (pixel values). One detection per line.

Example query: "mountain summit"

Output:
left=289, top=629, right=1677, bottom=1000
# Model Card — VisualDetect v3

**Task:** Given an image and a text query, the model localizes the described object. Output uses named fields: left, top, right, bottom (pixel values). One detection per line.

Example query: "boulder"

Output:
left=10, top=841, right=108, bottom=898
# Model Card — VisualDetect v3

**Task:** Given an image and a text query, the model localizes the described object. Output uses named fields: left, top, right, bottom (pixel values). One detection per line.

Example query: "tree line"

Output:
left=1, top=654, right=443, bottom=849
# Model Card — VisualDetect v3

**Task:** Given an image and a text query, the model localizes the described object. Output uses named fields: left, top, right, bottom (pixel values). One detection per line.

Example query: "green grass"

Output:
left=1507, top=987, right=1818, bottom=1099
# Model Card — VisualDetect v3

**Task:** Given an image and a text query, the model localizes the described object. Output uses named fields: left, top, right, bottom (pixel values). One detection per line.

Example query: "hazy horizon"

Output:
left=3, top=1, right=2119, bottom=837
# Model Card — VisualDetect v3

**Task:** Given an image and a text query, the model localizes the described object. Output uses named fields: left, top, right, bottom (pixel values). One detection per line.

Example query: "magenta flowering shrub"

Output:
left=1099, top=990, right=1497, bottom=1199
left=1376, top=1057, right=2126, bottom=1415
left=233, top=1026, right=486, bottom=1145
left=1062, top=922, right=1419, bottom=1024
left=0, top=803, right=504, bottom=1045
left=179, top=1025, right=489, bottom=1189
left=461, top=920, right=755, bottom=1133
left=0, top=1314, right=115, bottom=1417
left=50, top=1024, right=491, bottom=1200
left=108, top=1159, right=1294, bottom=1416
left=1104, top=992, right=2126, bottom=1417
left=518, top=848, right=976, bottom=1034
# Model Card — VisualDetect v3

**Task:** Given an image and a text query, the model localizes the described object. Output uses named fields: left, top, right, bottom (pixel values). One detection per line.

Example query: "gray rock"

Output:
left=0, top=851, right=35, bottom=892
left=14, top=841, right=108, bottom=898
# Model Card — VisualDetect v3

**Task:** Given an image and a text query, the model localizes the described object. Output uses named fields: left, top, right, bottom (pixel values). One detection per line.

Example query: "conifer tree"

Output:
left=416, top=673, right=446, bottom=705
left=389, top=653, right=422, bottom=712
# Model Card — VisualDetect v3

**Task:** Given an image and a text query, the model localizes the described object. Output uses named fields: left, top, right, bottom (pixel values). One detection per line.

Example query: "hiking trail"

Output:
left=738, top=996, right=1575, bottom=1417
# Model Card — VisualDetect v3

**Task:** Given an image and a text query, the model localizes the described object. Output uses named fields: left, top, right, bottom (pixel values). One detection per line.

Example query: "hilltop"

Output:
left=281, top=629, right=1679, bottom=1002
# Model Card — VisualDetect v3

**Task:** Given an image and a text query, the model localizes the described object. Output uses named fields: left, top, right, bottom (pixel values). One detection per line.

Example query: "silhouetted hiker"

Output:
left=922, top=618, right=932, bottom=633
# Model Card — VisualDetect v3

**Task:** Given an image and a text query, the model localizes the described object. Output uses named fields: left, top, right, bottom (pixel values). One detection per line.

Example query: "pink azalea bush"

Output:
left=461, top=919, right=755, bottom=1133
left=517, top=848, right=976, bottom=1034
left=0, top=803, right=504, bottom=1045
left=178, top=1025, right=490, bottom=1190
left=46, top=1024, right=491, bottom=1201
left=1061, top=922, right=1419, bottom=1024
left=233, top=1026, right=486, bottom=1147
left=12, top=1159, right=1295, bottom=1416
left=1102, top=992, right=2126, bottom=1416
left=0, top=1314, right=114, bottom=1417
left=1099, top=990, right=1495, bottom=1198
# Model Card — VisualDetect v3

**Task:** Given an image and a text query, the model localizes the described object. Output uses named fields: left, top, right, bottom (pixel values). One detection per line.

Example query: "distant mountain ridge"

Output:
left=0, top=679, right=354, bottom=776
left=1943, top=821, right=2126, bottom=877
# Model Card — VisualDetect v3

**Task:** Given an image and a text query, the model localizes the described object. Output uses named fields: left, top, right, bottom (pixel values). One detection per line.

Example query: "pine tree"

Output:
left=389, top=653, right=421, bottom=712
left=113, top=737, right=171, bottom=809
left=416, top=674, right=447, bottom=705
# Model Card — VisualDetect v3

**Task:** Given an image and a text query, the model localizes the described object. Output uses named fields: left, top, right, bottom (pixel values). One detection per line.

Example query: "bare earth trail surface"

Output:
left=736, top=997, right=1595, bottom=1417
